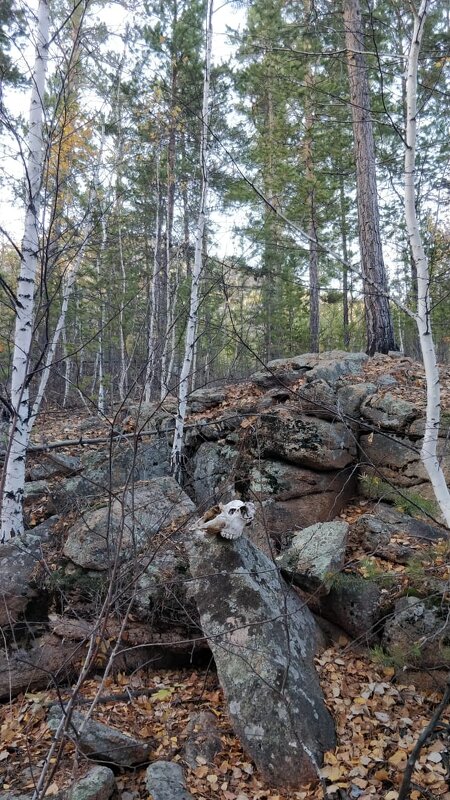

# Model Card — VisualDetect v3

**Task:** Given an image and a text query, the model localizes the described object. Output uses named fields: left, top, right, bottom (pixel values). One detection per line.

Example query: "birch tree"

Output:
left=404, top=0, right=450, bottom=527
left=171, top=0, right=213, bottom=478
left=0, top=0, right=50, bottom=543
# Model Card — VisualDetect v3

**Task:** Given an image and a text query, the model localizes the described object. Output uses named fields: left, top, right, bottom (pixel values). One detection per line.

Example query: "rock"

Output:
left=258, top=407, right=356, bottom=470
left=353, top=503, right=447, bottom=563
left=318, top=576, right=381, bottom=642
left=145, top=761, right=193, bottom=800
left=182, top=711, right=222, bottom=768
left=53, top=438, right=172, bottom=510
left=133, top=547, right=199, bottom=633
left=186, top=531, right=335, bottom=788
left=248, top=461, right=355, bottom=544
left=28, top=453, right=82, bottom=481
left=0, top=633, right=81, bottom=700
left=277, top=521, right=349, bottom=594
left=24, top=480, right=50, bottom=500
left=63, top=477, right=195, bottom=570
left=360, top=433, right=422, bottom=488
left=361, top=392, right=421, bottom=432
left=376, top=374, right=398, bottom=387
left=191, top=441, right=238, bottom=506
left=0, top=532, right=44, bottom=627
left=64, top=766, right=117, bottom=800
left=296, top=379, right=338, bottom=420
left=336, top=383, right=376, bottom=419
left=305, top=353, right=367, bottom=385
left=121, top=400, right=177, bottom=430
left=47, top=707, right=151, bottom=766
left=249, top=369, right=302, bottom=389
left=187, top=388, right=226, bottom=412
left=382, top=597, right=450, bottom=669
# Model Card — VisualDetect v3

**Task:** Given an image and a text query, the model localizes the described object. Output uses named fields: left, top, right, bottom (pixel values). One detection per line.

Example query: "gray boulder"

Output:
left=64, top=766, right=117, bottom=800
left=191, top=441, right=238, bottom=506
left=248, top=461, right=355, bottom=542
left=47, top=707, right=151, bottom=766
left=318, top=576, right=381, bottom=642
left=258, top=408, right=356, bottom=470
left=182, top=711, right=222, bottom=768
left=63, top=477, right=195, bottom=570
left=145, top=762, right=193, bottom=800
left=186, top=531, right=335, bottom=788
left=382, top=597, right=450, bottom=669
left=277, top=521, right=349, bottom=594
left=0, top=523, right=56, bottom=627
left=361, top=392, right=421, bottom=432
left=28, top=453, right=82, bottom=481
left=53, top=438, right=172, bottom=510
left=336, top=383, right=376, bottom=420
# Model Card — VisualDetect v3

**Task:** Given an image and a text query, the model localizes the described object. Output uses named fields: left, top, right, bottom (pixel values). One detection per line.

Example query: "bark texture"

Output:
left=343, top=0, right=395, bottom=355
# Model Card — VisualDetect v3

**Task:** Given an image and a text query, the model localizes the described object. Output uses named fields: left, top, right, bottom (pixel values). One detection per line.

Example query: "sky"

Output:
left=0, top=0, right=246, bottom=251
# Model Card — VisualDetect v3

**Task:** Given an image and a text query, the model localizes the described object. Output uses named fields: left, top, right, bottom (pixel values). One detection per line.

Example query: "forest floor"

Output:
left=2, top=354, right=450, bottom=800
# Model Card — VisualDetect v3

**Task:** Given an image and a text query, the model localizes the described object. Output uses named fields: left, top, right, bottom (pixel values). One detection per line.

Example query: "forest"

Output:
left=0, top=1, right=450, bottom=799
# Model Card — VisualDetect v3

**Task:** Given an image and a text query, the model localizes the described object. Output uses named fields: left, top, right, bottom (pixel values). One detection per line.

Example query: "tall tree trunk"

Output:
left=339, top=174, right=350, bottom=347
left=0, top=0, right=50, bottom=542
left=404, top=0, right=450, bottom=528
left=172, top=0, right=213, bottom=478
left=304, top=67, right=319, bottom=353
left=343, top=0, right=395, bottom=355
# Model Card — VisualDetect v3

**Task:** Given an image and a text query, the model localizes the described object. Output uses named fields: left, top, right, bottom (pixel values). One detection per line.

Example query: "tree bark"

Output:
left=404, top=0, right=450, bottom=528
left=343, top=0, right=395, bottom=355
left=0, top=0, right=50, bottom=542
left=172, top=0, right=213, bottom=478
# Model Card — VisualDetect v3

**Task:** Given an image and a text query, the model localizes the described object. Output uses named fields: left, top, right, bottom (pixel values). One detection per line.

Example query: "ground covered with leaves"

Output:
left=0, top=647, right=449, bottom=800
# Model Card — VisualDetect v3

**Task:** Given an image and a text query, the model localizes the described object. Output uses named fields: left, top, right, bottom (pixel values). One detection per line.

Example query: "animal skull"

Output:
left=197, top=499, right=256, bottom=540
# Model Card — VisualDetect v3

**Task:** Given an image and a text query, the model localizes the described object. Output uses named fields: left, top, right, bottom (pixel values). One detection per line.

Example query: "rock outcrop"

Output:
left=186, top=530, right=336, bottom=788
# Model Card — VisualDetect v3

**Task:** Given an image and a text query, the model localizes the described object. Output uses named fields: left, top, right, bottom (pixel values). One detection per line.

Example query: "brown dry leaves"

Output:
left=0, top=653, right=449, bottom=799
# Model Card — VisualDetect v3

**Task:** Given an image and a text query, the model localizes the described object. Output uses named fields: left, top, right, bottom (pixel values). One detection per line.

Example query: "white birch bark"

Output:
left=171, top=0, right=213, bottom=478
left=96, top=214, right=107, bottom=415
left=404, top=0, right=450, bottom=528
left=144, top=149, right=161, bottom=403
left=29, top=254, right=82, bottom=429
left=0, top=0, right=50, bottom=542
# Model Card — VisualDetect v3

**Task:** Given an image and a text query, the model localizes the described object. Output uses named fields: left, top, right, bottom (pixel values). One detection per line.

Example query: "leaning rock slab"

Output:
left=47, top=707, right=151, bottom=766
left=277, top=521, right=349, bottom=594
left=145, top=761, right=193, bottom=800
left=187, top=531, right=335, bottom=788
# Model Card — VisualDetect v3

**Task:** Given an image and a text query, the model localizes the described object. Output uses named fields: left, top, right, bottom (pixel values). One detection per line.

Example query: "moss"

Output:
left=359, top=473, right=438, bottom=518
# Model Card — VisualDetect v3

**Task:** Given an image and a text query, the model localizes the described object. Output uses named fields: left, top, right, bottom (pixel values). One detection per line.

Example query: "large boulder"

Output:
left=186, top=530, right=335, bottom=788
left=360, top=392, right=421, bottom=432
left=190, top=441, right=238, bottom=506
left=53, top=438, right=172, bottom=510
left=248, top=460, right=355, bottom=543
left=257, top=407, right=356, bottom=470
left=47, top=707, right=152, bottom=766
left=277, top=521, right=349, bottom=594
left=0, top=533, right=43, bottom=628
left=63, top=477, right=195, bottom=570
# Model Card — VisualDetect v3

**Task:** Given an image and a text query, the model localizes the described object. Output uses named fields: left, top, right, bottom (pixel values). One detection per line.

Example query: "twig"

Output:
left=398, top=675, right=450, bottom=800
